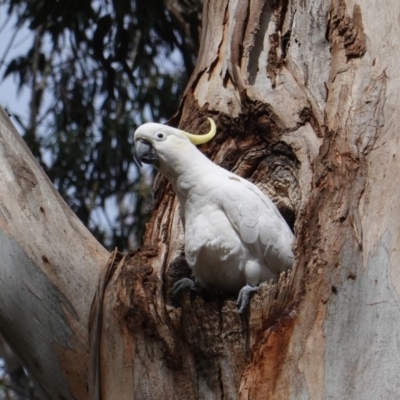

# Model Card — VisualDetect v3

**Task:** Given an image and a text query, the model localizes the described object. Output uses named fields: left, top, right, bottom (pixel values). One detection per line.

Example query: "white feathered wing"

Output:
left=182, top=168, right=294, bottom=293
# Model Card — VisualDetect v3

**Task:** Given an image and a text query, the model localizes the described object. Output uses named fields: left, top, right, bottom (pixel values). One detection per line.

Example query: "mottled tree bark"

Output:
left=1, top=0, right=400, bottom=399
left=104, top=0, right=399, bottom=398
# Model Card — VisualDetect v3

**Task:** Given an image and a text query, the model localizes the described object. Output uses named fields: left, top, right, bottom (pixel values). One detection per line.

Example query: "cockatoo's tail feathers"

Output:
left=179, top=117, right=216, bottom=145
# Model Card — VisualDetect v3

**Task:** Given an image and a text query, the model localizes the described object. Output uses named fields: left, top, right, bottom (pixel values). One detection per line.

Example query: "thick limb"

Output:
left=236, top=284, right=259, bottom=314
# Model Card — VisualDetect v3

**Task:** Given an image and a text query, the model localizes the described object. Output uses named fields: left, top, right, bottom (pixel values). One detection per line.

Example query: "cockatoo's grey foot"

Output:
left=172, top=277, right=194, bottom=297
left=172, top=278, right=204, bottom=299
left=236, top=284, right=259, bottom=314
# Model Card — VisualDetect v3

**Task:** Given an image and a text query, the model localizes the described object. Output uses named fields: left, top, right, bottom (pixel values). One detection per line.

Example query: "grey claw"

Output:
left=236, top=284, right=259, bottom=314
left=172, top=278, right=195, bottom=298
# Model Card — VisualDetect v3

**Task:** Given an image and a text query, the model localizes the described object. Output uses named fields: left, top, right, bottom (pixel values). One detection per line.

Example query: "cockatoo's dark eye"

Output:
left=156, top=132, right=165, bottom=140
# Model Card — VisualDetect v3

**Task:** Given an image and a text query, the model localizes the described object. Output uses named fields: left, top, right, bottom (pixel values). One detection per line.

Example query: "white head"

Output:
left=134, top=118, right=216, bottom=169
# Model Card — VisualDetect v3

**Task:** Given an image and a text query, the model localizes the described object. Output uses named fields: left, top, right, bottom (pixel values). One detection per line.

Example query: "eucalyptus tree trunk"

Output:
left=105, top=0, right=399, bottom=398
left=1, top=0, right=399, bottom=399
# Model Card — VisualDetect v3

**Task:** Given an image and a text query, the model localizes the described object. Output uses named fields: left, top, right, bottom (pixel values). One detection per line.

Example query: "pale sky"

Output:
left=0, top=6, right=157, bottom=247
left=0, top=7, right=32, bottom=128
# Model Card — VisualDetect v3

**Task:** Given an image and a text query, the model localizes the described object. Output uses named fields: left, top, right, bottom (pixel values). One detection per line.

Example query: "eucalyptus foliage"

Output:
left=1, top=0, right=201, bottom=249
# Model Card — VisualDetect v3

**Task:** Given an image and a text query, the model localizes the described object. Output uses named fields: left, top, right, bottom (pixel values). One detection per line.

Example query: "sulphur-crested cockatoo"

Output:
left=134, top=118, right=294, bottom=313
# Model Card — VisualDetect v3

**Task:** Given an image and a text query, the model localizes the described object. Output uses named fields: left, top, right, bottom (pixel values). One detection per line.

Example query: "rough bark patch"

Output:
left=327, top=0, right=366, bottom=60
left=239, top=309, right=297, bottom=399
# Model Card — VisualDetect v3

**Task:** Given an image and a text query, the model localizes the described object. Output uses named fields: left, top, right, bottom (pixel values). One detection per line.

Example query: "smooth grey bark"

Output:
left=0, top=107, right=109, bottom=399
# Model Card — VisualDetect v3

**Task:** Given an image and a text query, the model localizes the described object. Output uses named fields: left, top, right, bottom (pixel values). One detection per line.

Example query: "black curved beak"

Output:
left=134, top=140, right=159, bottom=167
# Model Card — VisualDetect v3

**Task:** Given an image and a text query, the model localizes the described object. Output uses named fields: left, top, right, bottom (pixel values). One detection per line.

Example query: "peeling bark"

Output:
left=103, top=0, right=400, bottom=398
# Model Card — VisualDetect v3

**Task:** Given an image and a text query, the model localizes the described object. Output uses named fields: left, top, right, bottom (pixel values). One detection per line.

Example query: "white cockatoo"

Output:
left=134, top=118, right=294, bottom=313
